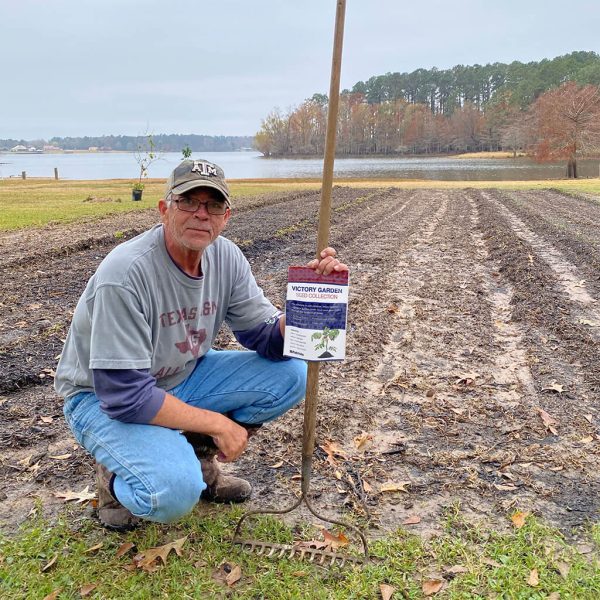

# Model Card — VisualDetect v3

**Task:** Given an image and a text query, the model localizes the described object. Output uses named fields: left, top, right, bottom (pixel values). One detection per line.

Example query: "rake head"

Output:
left=233, top=538, right=366, bottom=567
left=232, top=492, right=369, bottom=568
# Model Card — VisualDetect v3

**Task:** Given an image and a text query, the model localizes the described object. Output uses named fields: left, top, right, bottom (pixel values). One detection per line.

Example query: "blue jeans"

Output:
left=63, top=350, right=306, bottom=523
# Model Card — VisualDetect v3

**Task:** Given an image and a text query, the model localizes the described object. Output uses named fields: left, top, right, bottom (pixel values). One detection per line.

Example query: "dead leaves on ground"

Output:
left=510, top=511, right=530, bottom=529
left=319, top=440, right=348, bottom=466
left=115, top=541, right=136, bottom=558
left=321, top=434, right=415, bottom=498
left=213, top=561, right=242, bottom=587
left=353, top=431, right=373, bottom=452
left=322, top=528, right=350, bottom=550
left=537, top=408, right=559, bottom=435
left=128, top=536, right=188, bottom=573
left=444, top=564, right=468, bottom=576
left=481, top=557, right=502, bottom=568
left=54, top=486, right=96, bottom=504
left=83, top=542, right=103, bottom=554
left=294, top=528, right=350, bottom=552
left=380, top=480, right=411, bottom=493
left=402, top=514, right=421, bottom=525
left=382, top=578, right=452, bottom=599
left=579, top=318, right=600, bottom=327
left=455, top=371, right=480, bottom=386
left=542, top=381, right=565, bottom=394
left=554, top=560, right=571, bottom=579
left=422, top=578, right=446, bottom=595
left=116, top=535, right=241, bottom=588
left=493, top=483, right=518, bottom=492
left=527, top=568, right=539, bottom=587
left=41, top=553, right=58, bottom=572
left=380, top=583, right=396, bottom=599
left=80, top=583, right=98, bottom=596
left=48, top=453, right=72, bottom=461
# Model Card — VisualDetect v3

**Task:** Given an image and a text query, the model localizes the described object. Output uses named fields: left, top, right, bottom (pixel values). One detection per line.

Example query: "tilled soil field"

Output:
left=1, top=187, right=599, bottom=540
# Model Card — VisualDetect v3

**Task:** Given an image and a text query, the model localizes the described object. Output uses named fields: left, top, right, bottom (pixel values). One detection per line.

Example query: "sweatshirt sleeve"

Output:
left=93, top=368, right=166, bottom=424
left=233, top=315, right=289, bottom=361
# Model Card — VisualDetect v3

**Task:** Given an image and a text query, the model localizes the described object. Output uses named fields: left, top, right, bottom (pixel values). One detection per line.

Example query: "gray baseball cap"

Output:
left=165, top=159, right=230, bottom=204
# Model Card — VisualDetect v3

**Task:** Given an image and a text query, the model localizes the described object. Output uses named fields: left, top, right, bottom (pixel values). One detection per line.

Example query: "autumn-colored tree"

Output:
left=421, top=111, right=444, bottom=153
left=434, top=113, right=453, bottom=153
left=402, top=104, right=428, bottom=153
left=372, top=102, right=393, bottom=153
left=255, top=109, right=291, bottom=156
left=256, top=52, right=600, bottom=157
left=484, top=90, right=521, bottom=151
left=288, top=98, right=327, bottom=155
left=348, top=99, right=373, bottom=155
left=501, top=111, right=530, bottom=157
left=337, top=93, right=360, bottom=154
left=449, top=103, right=485, bottom=152
left=529, top=81, right=600, bottom=177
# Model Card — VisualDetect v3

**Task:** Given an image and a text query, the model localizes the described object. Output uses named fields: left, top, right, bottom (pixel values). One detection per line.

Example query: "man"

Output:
left=55, top=159, right=347, bottom=530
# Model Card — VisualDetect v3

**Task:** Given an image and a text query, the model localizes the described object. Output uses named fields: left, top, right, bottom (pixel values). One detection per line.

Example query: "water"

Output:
left=0, top=150, right=598, bottom=181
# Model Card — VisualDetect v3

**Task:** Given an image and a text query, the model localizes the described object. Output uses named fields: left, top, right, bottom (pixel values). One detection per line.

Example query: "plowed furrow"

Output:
left=476, top=190, right=600, bottom=401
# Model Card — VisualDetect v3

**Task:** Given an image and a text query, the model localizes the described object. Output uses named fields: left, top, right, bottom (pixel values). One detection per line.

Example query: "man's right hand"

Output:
left=150, top=393, right=248, bottom=462
left=211, top=418, right=248, bottom=462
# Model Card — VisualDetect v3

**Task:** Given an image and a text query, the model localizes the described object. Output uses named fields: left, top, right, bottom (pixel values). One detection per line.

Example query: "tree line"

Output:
left=0, top=134, right=254, bottom=152
left=254, top=52, right=600, bottom=177
left=350, top=51, right=600, bottom=114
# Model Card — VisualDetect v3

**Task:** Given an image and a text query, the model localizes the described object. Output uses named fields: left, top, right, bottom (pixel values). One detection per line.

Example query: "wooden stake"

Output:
left=302, top=0, right=347, bottom=491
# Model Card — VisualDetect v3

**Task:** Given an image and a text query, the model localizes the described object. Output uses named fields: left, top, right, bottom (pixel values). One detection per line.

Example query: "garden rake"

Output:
left=233, top=0, right=369, bottom=568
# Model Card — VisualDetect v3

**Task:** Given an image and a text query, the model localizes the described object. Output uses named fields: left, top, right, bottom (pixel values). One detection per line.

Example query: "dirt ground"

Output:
left=1, top=186, right=599, bottom=542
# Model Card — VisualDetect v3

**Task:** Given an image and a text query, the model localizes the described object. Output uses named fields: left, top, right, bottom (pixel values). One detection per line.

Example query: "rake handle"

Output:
left=301, top=0, right=346, bottom=495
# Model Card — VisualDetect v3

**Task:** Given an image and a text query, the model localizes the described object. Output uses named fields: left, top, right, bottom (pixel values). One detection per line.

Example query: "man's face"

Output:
left=159, top=188, right=231, bottom=254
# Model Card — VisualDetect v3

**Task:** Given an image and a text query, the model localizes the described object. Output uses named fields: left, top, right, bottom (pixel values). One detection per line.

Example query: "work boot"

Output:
left=95, top=462, right=140, bottom=531
left=199, top=454, right=252, bottom=503
left=182, top=431, right=253, bottom=503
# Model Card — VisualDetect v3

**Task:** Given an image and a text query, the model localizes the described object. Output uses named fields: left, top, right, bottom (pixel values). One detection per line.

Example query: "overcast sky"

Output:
left=2, top=0, right=599, bottom=139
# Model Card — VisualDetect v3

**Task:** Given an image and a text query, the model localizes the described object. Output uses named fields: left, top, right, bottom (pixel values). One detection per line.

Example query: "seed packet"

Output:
left=283, top=266, right=348, bottom=361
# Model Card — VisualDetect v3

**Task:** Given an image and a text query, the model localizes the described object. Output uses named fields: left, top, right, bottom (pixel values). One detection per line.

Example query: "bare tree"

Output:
left=449, top=103, right=485, bottom=152
left=501, top=111, right=530, bottom=157
left=529, top=82, right=600, bottom=178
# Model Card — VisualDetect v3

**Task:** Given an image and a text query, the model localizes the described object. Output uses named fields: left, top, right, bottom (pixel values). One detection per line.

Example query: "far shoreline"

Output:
left=1, top=149, right=526, bottom=159
left=2, top=175, right=599, bottom=186
left=256, top=150, right=529, bottom=160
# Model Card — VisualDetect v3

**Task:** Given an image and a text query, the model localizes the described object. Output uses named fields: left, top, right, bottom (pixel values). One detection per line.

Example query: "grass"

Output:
left=2, top=177, right=600, bottom=231
left=0, top=179, right=320, bottom=231
left=335, top=178, right=600, bottom=195
left=452, top=151, right=527, bottom=159
left=0, top=504, right=598, bottom=599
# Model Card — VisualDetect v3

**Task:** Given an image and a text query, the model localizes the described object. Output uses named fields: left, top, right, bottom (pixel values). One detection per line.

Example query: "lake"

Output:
left=0, top=150, right=598, bottom=181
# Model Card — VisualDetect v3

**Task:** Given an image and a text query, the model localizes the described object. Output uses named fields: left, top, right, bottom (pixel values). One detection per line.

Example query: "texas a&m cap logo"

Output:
left=165, top=159, right=230, bottom=204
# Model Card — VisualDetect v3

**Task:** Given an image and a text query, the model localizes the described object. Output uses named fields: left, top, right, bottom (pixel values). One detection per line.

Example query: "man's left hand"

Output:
left=306, top=247, right=348, bottom=275
left=279, top=247, right=348, bottom=337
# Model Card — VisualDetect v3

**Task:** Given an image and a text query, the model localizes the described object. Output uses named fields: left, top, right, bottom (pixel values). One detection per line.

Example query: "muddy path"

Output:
left=1, top=187, right=599, bottom=541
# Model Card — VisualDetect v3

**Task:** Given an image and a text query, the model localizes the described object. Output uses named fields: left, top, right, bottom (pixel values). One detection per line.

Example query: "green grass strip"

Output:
left=0, top=180, right=320, bottom=231
left=1, top=178, right=598, bottom=232
left=1, top=505, right=598, bottom=599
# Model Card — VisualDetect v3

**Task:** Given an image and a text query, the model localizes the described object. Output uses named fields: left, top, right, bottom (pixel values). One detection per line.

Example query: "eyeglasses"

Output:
left=169, top=194, right=228, bottom=215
